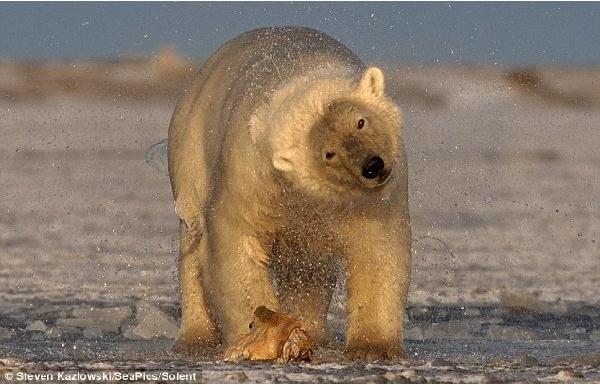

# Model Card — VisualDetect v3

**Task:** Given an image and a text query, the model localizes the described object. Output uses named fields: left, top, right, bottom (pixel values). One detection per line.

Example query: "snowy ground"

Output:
left=1, top=301, right=600, bottom=383
left=1, top=63, right=599, bottom=382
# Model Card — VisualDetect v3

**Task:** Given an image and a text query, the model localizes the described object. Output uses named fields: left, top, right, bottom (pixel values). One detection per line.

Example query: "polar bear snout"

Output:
left=361, top=155, right=391, bottom=185
left=361, top=156, right=385, bottom=179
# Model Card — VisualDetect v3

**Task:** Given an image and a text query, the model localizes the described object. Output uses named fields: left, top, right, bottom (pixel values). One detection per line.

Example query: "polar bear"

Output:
left=168, top=26, right=411, bottom=361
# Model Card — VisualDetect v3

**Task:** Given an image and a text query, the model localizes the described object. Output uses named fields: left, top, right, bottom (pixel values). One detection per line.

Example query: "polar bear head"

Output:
left=310, top=68, right=402, bottom=193
left=266, top=67, right=403, bottom=198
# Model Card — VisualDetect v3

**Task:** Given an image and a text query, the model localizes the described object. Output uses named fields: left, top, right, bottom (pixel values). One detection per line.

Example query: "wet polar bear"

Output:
left=168, top=26, right=411, bottom=361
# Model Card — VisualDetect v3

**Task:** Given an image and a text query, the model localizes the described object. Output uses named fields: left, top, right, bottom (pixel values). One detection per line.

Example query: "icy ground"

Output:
left=1, top=65, right=600, bottom=382
left=1, top=302, right=600, bottom=383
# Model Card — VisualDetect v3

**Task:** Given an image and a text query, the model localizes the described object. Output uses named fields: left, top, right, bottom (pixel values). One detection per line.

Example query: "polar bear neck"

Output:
left=249, top=66, right=360, bottom=198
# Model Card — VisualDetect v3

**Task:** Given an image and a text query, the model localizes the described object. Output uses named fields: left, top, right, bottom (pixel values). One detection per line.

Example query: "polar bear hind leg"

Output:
left=173, top=222, right=218, bottom=355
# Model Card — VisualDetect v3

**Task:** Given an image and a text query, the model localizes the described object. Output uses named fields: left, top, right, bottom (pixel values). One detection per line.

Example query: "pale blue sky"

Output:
left=1, top=2, right=599, bottom=65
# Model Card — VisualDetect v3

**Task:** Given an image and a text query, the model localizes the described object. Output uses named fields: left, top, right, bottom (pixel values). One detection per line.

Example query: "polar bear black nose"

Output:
left=362, top=156, right=385, bottom=179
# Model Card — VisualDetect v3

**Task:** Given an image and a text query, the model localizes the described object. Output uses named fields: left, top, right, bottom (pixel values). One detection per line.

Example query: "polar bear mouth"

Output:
left=375, top=168, right=392, bottom=185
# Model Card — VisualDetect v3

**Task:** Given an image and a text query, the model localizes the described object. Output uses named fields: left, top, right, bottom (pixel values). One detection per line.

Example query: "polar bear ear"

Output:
left=357, top=67, right=385, bottom=97
left=273, top=151, right=295, bottom=172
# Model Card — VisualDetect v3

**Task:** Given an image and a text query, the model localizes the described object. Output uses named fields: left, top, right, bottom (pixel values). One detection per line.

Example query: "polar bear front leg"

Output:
left=208, top=216, right=279, bottom=347
left=342, top=217, right=411, bottom=361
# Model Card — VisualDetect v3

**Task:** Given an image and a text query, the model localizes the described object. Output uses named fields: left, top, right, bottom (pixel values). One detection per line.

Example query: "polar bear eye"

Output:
left=325, top=152, right=336, bottom=160
left=249, top=321, right=254, bottom=329
left=357, top=119, right=365, bottom=129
